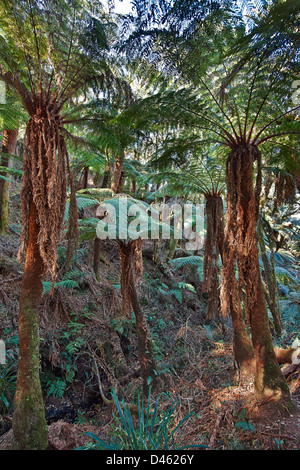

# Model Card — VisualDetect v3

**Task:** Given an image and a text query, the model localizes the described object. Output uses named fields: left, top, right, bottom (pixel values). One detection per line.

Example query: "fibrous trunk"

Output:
left=17, top=113, right=68, bottom=277
left=13, top=109, right=72, bottom=449
left=221, top=158, right=256, bottom=377
left=222, top=143, right=290, bottom=401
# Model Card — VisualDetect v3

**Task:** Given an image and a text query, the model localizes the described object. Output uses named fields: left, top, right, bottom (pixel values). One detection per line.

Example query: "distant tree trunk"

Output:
left=111, top=152, right=124, bottom=193
left=101, top=152, right=111, bottom=189
left=0, top=129, right=18, bottom=233
left=131, top=178, right=136, bottom=194
left=119, top=241, right=156, bottom=394
left=166, top=235, right=177, bottom=261
left=93, top=237, right=102, bottom=281
left=82, top=166, right=89, bottom=189
left=129, top=262, right=156, bottom=395
left=258, top=219, right=282, bottom=336
left=223, top=143, right=291, bottom=403
left=202, top=194, right=224, bottom=323
left=12, top=199, right=48, bottom=450
left=152, top=239, right=159, bottom=263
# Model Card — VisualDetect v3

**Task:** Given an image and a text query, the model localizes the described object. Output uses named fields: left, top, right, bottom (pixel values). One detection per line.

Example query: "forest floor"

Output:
left=0, top=191, right=300, bottom=451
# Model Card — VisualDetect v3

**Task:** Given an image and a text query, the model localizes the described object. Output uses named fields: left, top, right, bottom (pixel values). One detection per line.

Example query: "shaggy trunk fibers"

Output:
left=17, top=113, right=67, bottom=278
left=222, top=143, right=291, bottom=402
left=13, top=109, right=73, bottom=449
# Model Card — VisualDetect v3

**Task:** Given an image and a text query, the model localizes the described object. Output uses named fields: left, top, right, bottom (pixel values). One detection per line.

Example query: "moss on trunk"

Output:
left=12, top=200, right=48, bottom=450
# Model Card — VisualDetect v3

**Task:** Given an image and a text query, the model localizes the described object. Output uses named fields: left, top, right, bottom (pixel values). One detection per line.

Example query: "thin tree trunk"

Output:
left=0, top=129, right=18, bottom=233
left=82, top=166, right=89, bottom=189
left=12, top=199, right=48, bottom=450
left=111, top=153, right=124, bottom=193
left=119, top=241, right=156, bottom=394
left=248, top=255, right=290, bottom=400
left=93, top=237, right=102, bottom=281
left=203, top=194, right=224, bottom=324
left=101, top=161, right=111, bottom=189
left=152, top=239, right=159, bottom=263
left=131, top=178, right=136, bottom=194
left=129, top=266, right=156, bottom=395
left=258, top=220, right=282, bottom=336
left=166, top=235, right=177, bottom=261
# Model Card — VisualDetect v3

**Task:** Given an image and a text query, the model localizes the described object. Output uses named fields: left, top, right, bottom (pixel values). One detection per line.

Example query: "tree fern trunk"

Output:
left=12, top=199, right=48, bottom=450
left=224, top=144, right=291, bottom=403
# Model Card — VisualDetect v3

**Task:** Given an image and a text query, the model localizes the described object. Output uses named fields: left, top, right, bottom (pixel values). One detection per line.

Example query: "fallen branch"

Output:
left=259, top=430, right=297, bottom=441
left=208, top=409, right=225, bottom=449
left=88, top=345, right=113, bottom=406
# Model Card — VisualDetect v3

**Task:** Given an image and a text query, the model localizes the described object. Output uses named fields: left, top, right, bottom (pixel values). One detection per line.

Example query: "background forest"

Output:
left=0, top=0, right=299, bottom=451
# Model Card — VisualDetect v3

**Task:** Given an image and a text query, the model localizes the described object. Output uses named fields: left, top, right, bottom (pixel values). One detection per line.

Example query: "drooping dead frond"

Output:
left=17, top=106, right=71, bottom=279
left=273, top=171, right=299, bottom=209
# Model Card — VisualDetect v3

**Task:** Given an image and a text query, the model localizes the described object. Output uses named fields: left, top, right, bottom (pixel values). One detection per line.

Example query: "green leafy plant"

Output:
left=235, top=409, right=256, bottom=434
left=77, top=388, right=207, bottom=450
left=0, top=359, right=17, bottom=412
left=0, top=335, right=18, bottom=412
left=46, top=377, right=67, bottom=398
